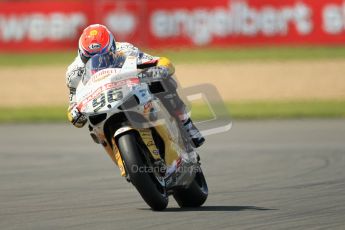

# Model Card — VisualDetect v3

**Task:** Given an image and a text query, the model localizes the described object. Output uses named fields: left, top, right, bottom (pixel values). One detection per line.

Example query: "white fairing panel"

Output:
left=75, top=55, right=151, bottom=115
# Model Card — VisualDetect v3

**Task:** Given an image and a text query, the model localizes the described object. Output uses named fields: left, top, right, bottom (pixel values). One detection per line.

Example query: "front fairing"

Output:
left=75, top=53, right=153, bottom=116
left=77, top=72, right=154, bottom=114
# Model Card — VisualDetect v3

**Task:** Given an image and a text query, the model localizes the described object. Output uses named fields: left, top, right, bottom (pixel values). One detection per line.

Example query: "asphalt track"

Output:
left=1, top=120, right=345, bottom=230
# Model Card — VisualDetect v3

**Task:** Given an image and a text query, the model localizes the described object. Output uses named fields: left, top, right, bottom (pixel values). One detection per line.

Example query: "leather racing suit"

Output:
left=66, top=42, right=204, bottom=147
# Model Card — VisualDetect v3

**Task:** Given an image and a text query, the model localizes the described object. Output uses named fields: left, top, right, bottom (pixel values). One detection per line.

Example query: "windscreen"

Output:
left=83, top=52, right=126, bottom=84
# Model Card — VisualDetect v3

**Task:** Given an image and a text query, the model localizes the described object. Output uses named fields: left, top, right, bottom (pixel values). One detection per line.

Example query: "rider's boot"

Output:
left=154, top=77, right=205, bottom=148
left=175, top=109, right=205, bottom=148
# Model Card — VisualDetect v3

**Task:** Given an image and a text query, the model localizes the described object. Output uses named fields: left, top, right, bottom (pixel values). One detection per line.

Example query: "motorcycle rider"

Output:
left=66, top=24, right=204, bottom=148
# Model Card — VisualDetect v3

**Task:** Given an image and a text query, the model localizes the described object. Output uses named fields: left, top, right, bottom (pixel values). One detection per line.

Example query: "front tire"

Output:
left=173, top=169, right=208, bottom=208
left=117, top=131, right=168, bottom=211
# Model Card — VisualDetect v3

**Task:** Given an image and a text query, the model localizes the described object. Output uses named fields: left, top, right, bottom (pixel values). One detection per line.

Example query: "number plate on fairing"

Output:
left=77, top=77, right=139, bottom=113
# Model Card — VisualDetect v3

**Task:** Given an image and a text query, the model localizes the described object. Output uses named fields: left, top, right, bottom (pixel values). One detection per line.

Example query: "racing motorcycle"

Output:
left=75, top=52, right=208, bottom=211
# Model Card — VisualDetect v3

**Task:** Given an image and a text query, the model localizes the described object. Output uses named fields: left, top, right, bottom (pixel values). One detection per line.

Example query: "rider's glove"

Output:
left=67, top=104, right=87, bottom=128
left=139, top=66, right=170, bottom=80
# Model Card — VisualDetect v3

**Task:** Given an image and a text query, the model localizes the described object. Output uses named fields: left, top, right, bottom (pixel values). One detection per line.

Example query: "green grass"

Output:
left=229, top=101, right=345, bottom=119
left=1, top=101, right=344, bottom=123
left=0, top=106, right=68, bottom=123
left=0, top=52, right=76, bottom=66
left=1, top=46, right=345, bottom=66
left=158, top=46, right=345, bottom=63
left=191, top=100, right=345, bottom=121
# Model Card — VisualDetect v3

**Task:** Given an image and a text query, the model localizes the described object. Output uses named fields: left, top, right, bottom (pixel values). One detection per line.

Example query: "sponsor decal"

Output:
left=89, top=29, right=98, bottom=36
left=78, top=78, right=139, bottom=111
left=143, top=101, right=153, bottom=113
left=146, top=140, right=155, bottom=147
left=92, top=69, right=120, bottom=82
left=88, top=43, right=101, bottom=50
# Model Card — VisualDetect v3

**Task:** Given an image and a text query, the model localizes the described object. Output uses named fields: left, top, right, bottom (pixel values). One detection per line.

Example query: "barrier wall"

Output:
left=1, top=0, right=345, bottom=52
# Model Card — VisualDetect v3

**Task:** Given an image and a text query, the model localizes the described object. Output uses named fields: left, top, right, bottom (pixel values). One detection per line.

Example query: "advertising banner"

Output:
left=1, top=0, right=345, bottom=51
left=0, top=1, right=91, bottom=52
left=145, top=0, right=345, bottom=47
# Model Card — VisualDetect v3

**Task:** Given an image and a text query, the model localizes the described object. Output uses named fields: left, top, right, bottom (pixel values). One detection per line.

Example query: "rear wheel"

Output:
left=173, top=169, right=208, bottom=208
left=117, top=131, right=168, bottom=211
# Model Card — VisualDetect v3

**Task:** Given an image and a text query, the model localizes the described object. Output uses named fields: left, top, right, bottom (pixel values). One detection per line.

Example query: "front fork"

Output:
left=102, top=124, right=182, bottom=178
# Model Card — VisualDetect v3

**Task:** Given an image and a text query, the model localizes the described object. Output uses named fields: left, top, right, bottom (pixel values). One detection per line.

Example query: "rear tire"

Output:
left=173, top=169, right=208, bottom=208
left=117, top=131, right=168, bottom=211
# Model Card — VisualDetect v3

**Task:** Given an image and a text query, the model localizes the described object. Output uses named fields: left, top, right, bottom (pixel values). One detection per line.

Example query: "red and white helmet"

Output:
left=78, top=24, right=116, bottom=60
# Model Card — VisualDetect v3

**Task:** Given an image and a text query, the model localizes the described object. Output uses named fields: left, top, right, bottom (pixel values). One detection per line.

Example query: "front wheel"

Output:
left=173, top=168, right=208, bottom=208
left=117, top=131, right=168, bottom=211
